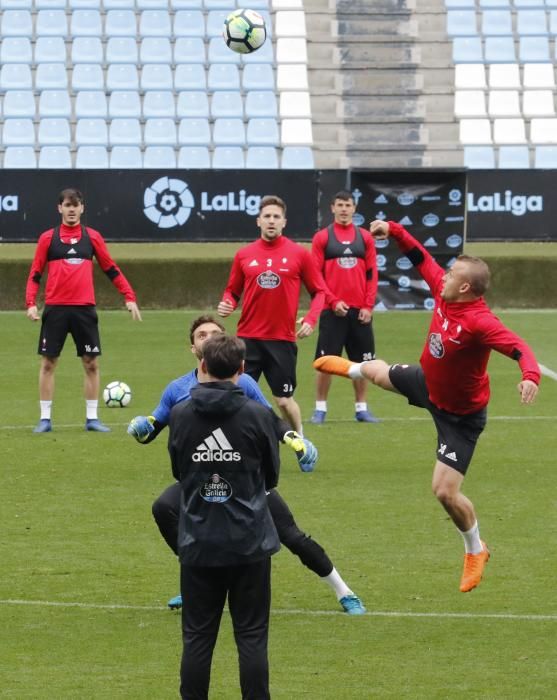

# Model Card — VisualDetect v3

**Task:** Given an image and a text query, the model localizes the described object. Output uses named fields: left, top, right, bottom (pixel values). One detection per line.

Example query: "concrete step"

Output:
left=340, top=95, right=426, bottom=121
left=335, top=68, right=424, bottom=95
left=334, top=16, right=419, bottom=39
left=307, top=41, right=421, bottom=68
left=312, top=122, right=429, bottom=146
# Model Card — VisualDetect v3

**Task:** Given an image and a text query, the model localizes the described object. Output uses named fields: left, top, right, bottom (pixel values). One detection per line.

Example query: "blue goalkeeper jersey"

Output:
left=152, top=369, right=271, bottom=425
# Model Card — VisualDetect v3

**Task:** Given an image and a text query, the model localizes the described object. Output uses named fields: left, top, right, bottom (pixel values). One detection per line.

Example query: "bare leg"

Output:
left=81, top=354, right=100, bottom=401
left=353, top=377, right=368, bottom=402
left=431, top=460, right=476, bottom=531
left=39, top=356, right=58, bottom=401
left=274, top=395, right=302, bottom=433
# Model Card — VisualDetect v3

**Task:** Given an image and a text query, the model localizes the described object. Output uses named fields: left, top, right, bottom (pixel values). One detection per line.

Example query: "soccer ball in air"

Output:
left=103, top=381, right=132, bottom=408
left=223, top=8, right=267, bottom=54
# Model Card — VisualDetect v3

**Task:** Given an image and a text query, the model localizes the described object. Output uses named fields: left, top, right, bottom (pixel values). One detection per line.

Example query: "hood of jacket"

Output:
left=189, top=381, right=249, bottom=416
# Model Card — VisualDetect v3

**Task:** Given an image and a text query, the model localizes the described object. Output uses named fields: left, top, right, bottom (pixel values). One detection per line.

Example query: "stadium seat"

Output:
left=452, top=37, right=484, bottom=63
left=143, top=91, right=176, bottom=118
left=516, top=9, right=548, bottom=34
left=243, top=0, right=269, bottom=7
left=35, top=64, right=68, bottom=91
left=277, top=64, right=308, bottom=90
left=280, top=91, right=311, bottom=118
left=105, top=10, right=137, bottom=36
left=534, top=145, right=557, bottom=166
left=1, top=10, right=33, bottom=36
left=454, top=64, right=487, bottom=88
left=0, top=64, right=33, bottom=91
left=141, top=65, right=173, bottom=91
left=174, top=37, right=206, bottom=63
left=178, top=118, right=211, bottom=145
left=484, top=37, right=516, bottom=62
left=281, top=118, right=313, bottom=145
left=208, top=64, right=241, bottom=91
left=481, top=10, right=512, bottom=35
left=109, top=118, right=142, bottom=146
left=213, top=118, right=245, bottom=145
left=280, top=145, right=314, bottom=168
left=106, top=64, right=139, bottom=91
left=75, top=91, right=108, bottom=118
left=515, top=0, right=545, bottom=5
left=36, top=10, right=68, bottom=36
left=38, top=90, right=72, bottom=118
left=70, top=10, right=102, bottom=36
left=143, top=146, right=177, bottom=168
left=273, top=0, right=302, bottom=8
left=37, top=118, right=71, bottom=146
left=1, top=0, right=33, bottom=7
left=241, top=40, right=274, bottom=64
left=243, top=63, right=275, bottom=90
left=204, top=0, right=232, bottom=8
left=106, top=37, right=139, bottom=64
left=137, top=0, right=168, bottom=7
left=176, top=91, right=210, bottom=117
left=463, top=145, right=496, bottom=168
left=519, top=36, right=550, bottom=61
left=459, top=118, right=492, bottom=143
left=38, top=146, right=72, bottom=168
left=446, top=0, right=476, bottom=6
left=172, top=0, right=203, bottom=8
left=75, top=145, right=109, bottom=168
left=206, top=10, right=229, bottom=37
left=488, top=63, right=521, bottom=88
left=530, top=117, right=557, bottom=142
left=275, top=10, right=307, bottom=37
left=139, top=10, right=172, bottom=37
left=246, top=146, right=278, bottom=168
left=522, top=90, right=556, bottom=115
left=2, top=91, right=35, bottom=118
left=174, top=64, right=206, bottom=90
left=109, top=91, right=141, bottom=118
left=36, top=0, right=66, bottom=7
left=498, top=145, right=530, bottom=167
left=1, top=37, right=32, bottom=64
left=246, top=118, right=279, bottom=145
left=110, top=145, right=143, bottom=168
left=72, top=64, right=104, bottom=91
left=70, top=0, right=102, bottom=7
left=212, top=146, right=245, bottom=168
left=178, top=146, right=210, bottom=167
left=208, top=37, right=242, bottom=64
left=550, top=10, right=557, bottom=34
left=173, top=11, right=205, bottom=37
left=454, top=90, right=487, bottom=116
left=71, top=37, right=103, bottom=63
left=140, top=38, right=172, bottom=64
left=492, top=118, right=527, bottom=143
left=75, top=118, right=108, bottom=145
left=488, top=90, right=521, bottom=116
left=104, top=0, right=135, bottom=8
left=2, top=146, right=37, bottom=168
left=245, top=90, right=278, bottom=118
left=276, top=37, right=307, bottom=63
left=523, top=62, right=555, bottom=87
left=446, top=10, right=478, bottom=36
left=144, top=118, right=177, bottom=145
left=211, top=91, right=244, bottom=118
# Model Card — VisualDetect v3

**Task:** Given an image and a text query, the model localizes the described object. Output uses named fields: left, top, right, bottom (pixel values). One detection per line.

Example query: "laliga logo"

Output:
left=352, top=213, right=365, bottom=226
left=0, top=195, right=18, bottom=211
left=144, top=177, right=194, bottom=229
left=467, top=190, right=543, bottom=216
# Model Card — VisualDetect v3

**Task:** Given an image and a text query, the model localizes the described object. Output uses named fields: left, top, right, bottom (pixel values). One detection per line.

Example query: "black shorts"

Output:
left=389, top=364, right=486, bottom=475
left=314, top=308, right=375, bottom=362
left=240, top=338, right=297, bottom=398
left=38, top=305, right=101, bottom=358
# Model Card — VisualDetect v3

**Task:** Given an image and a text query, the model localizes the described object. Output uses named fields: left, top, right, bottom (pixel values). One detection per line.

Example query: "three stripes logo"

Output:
left=193, top=428, right=241, bottom=463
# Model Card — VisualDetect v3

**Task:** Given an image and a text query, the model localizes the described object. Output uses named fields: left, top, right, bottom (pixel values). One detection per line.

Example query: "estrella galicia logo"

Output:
left=446, top=234, right=463, bottom=248
left=257, top=270, right=281, bottom=289
left=422, top=213, right=440, bottom=227
left=144, top=177, right=194, bottom=229
left=375, top=238, right=389, bottom=249
left=428, top=332, right=445, bottom=358
left=199, top=473, right=232, bottom=503
left=337, top=257, right=358, bottom=269
left=424, top=297, right=435, bottom=311
left=397, top=192, right=415, bottom=206
left=376, top=254, right=387, bottom=269
left=352, top=213, right=365, bottom=226
left=396, top=256, right=412, bottom=271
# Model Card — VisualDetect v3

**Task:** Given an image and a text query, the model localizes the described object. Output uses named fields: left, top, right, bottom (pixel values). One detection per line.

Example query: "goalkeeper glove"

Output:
left=127, top=415, right=155, bottom=443
left=283, top=431, right=318, bottom=472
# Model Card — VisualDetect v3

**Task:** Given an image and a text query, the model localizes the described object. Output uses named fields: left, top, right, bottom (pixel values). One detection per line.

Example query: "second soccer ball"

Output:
left=103, top=381, right=132, bottom=408
left=223, top=8, right=267, bottom=54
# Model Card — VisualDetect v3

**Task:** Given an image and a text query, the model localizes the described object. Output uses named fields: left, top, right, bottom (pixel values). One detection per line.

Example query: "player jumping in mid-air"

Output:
left=128, top=315, right=366, bottom=615
left=315, top=220, right=540, bottom=593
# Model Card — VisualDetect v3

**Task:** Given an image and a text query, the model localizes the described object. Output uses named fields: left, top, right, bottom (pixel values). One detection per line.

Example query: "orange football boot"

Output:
left=460, top=541, right=490, bottom=592
left=313, top=355, right=353, bottom=377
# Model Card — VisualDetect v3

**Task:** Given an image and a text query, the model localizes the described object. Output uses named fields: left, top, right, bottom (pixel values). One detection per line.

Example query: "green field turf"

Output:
left=1, top=310, right=556, bottom=699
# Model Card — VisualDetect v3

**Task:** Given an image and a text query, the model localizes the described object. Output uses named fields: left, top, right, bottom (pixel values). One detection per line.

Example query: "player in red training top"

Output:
left=311, top=190, right=379, bottom=425
left=217, top=195, right=326, bottom=434
left=26, top=188, right=142, bottom=434
left=314, top=219, right=540, bottom=593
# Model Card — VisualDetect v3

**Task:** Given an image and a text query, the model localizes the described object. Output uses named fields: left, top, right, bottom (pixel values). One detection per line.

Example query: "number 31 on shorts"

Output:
left=283, top=383, right=293, bottom=393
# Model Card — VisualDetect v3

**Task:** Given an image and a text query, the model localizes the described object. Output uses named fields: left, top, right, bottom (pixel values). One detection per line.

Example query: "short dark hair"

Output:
left=332, top=190, right=354, bottom=204
left=259, top=195, right=286, bottom=216
left=202, top=335, right=245, bottom=379
left=457, top=255, right=491, bottom=296
left=189, top=315, right=225, bottom=344
left=59, top=188, right=84, bottom=206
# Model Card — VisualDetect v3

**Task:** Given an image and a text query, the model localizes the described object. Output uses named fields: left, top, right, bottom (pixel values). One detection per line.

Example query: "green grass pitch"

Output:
left=1, top=309, right=556, bottom=699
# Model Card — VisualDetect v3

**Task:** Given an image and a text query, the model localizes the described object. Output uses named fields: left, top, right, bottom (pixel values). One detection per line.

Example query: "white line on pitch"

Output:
left=0, top=599, right=556, bottom=621
left=540, top=364, right=557, bottom=381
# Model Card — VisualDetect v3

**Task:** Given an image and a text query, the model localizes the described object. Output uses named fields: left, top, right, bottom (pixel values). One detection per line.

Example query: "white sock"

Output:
left=40, top=400, right=52, bottom=420
left=322, top=567, right=353, bottom=600
left=355, top=402, right=367, bottom=413
left=460, top=520, right=483, bottom=554
left=315, top=401, right=327, bottom=412
left=86, top=400, right=98, bottom=420
left=348, top=363, right=364, bottom=379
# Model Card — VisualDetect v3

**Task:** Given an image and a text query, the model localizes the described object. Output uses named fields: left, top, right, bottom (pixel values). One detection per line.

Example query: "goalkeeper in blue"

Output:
left=129, top=315, right=366, bottom=615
